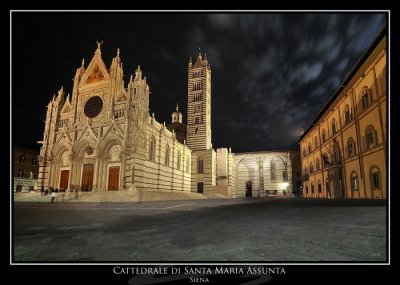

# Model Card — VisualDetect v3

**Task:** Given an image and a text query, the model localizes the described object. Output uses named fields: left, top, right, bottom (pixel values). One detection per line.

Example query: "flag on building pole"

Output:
left=322, top=153, right=330, bottom=165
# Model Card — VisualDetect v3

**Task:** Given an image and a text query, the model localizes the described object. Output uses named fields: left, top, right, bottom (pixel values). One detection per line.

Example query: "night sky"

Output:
left=12, top=12, right=386, bottom=152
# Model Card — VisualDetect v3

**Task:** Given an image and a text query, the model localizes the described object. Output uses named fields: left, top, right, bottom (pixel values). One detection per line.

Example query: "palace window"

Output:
left=311, top=182, right=315, bottom=194
left=198, top=157, right=204, bottom=173
left=318, top=180, right=322, bottom=193
left=302, top=147, right=306, bottom=158
left=322, top=129, right=326, bottom=143
left=362, top=86, right=372, bottom=111
left=305, top=185, right=309, bottom=194
left=331, top=119, right=337, bottom=136
left=316, top=158, right=320, bottom=171
left=314, top=137, right=318, bottom=149
left=309, top=162, right=313, bottom=174
left=370, top=166, right=381, bottom=190
left=308, top=142, right=312, bottom=154
left=149, top=136, right=156, bottom=161
left=344, top=105, right=351, bottom=125
left=270, top=159, right=277, bottom=180
left=365, top=125, right=377, bottom=150
left=347, top=137, right=356, bottom=157
left=351, top=171, right=359, bottom=191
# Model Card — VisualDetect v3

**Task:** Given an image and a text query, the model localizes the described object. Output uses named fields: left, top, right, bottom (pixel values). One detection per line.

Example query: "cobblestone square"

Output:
left=13, top=198, right=387, bottom=262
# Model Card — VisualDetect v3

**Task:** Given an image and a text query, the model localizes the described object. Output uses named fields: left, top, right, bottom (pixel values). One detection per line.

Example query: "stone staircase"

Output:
left=202, top=192, right=228, bottom=199
left=14, top=190, right=209, bottom=203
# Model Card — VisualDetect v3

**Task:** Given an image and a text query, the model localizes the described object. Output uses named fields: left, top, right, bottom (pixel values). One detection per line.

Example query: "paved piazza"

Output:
left=13, top=198, right=386, bottom=262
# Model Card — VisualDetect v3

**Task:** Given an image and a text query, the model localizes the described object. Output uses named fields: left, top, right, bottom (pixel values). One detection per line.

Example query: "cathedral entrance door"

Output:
left=108, top=166, right=120, bottom=191
left=197, top=182, right=204, bottom=193
left=81, top=164, right=94, bottom=192
left=59, top=170, right=69, bottom=191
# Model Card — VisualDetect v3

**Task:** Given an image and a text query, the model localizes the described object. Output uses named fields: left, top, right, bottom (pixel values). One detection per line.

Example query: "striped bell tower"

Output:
left=186, top=51, right=212, bottom=151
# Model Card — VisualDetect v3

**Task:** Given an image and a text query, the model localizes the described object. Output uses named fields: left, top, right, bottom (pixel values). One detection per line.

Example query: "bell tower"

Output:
left=187, top=51, right=212, bottom=150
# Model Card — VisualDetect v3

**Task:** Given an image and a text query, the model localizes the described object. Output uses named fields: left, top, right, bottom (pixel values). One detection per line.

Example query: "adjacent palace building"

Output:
left=37, top=42, right=297, bottom=197
left=297, top=28, right=387, bottom=199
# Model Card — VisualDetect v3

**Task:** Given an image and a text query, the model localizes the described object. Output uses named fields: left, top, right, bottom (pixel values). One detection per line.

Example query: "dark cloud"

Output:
left=12, top=12, right=386, bottom=152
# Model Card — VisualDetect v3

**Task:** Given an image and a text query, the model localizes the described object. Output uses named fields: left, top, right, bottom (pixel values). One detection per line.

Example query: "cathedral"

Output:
left=37, top=43, right=295, bottom=198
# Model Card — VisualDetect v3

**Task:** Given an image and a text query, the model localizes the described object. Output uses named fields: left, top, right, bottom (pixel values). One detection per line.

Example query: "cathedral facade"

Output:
left=37, top=44, right=294, bottom=197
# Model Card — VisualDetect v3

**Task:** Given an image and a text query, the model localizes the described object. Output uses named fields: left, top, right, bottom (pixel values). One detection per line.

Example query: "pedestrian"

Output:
left=41, top=186, right=44, bottom=196
left=50, top=190, right=57, bottom=203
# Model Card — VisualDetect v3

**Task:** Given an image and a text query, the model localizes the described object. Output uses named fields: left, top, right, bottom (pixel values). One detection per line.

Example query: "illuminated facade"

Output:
left=297, top=29, right=387, bottom=199
left=37, top=44, right=295, bottom=197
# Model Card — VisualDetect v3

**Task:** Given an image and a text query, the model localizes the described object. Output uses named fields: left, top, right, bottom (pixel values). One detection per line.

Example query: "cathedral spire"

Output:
left=135, top=65, right=142, bottom=81
left=115, top=48, right=121, bottom=64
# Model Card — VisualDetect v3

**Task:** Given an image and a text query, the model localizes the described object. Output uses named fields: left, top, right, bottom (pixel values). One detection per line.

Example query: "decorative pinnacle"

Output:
left=176, top=103, right=179, bottom=111
left=81, top=58, right=85, bottom=68
left=117, top=48, right=120, bottom=56
left=96, top=40, right=103, bottom=49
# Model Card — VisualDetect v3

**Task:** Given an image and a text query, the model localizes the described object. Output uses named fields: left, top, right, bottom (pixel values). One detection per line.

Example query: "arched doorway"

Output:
left=81, top=163, right=94, bottom=191
left=245, top=180, right=252, bottom=197
left=235, top=157, right=259, bottom=198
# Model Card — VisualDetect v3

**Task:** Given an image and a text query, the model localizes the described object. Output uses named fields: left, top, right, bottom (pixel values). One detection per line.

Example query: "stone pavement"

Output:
left=13, top=198, right=387, bottom=262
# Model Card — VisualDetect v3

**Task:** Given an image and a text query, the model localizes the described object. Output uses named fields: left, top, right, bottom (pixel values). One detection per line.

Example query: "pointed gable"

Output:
left=80, top=44, right=110, bottom=85
left=61, top=100, right=71, bottom=114
left=86, top=63, right=105, bottom=83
